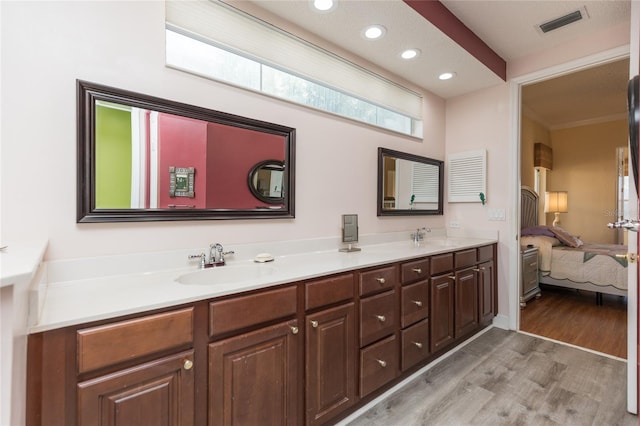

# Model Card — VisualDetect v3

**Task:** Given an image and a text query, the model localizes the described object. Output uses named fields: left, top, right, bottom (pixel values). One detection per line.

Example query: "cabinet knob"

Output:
left=448, top=275, right=456, bottom=280
left=310, top=320, right=319, bottom=328
left=290, top=326, right=299, bottom=335
left=376, top=359, right=387, bottom=368
left=413, top=341, right=423, bottom=349
left=473, top=268, right=481, bottom=272
left=412, top=300, right=423, bottom=307
left=375, top=315, right=386, bottom=323
left=183, top=359, right=193, bottom=370
left=412, top=267, right=422, bottom=274
left=375, top=277, right=386, bottom=284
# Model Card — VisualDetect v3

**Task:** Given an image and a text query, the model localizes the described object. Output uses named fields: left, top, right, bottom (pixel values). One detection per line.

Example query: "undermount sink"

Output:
left=177, top=264, right=276, bottom=285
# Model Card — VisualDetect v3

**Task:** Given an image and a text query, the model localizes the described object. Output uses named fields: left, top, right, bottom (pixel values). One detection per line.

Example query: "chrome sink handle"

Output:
left=188, top=253, right=206, bottom=269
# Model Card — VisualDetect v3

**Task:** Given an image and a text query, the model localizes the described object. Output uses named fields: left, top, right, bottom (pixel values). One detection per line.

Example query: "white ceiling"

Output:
left=229, top=0, right=632, bottom=127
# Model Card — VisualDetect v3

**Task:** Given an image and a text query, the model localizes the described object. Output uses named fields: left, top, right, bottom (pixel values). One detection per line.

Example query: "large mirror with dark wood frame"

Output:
left=377, top=147, right=443, bottom=216
left=77, top=80, right=295, bottom=222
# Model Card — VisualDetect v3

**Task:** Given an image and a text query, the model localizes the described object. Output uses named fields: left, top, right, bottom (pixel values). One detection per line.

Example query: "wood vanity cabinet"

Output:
left=454, top=249, right=479, bottom=338
left=27, top=243, right=498, bottom=426
left=399, top=257, right=430, bottom=371
left=429, top=253, right=455, bottom=353
left=208, top=285, right=299, bottom=426
left=358, top=265, right=399, bottom=397
left=304, top=273, right=356, bottom=426
left=477, top=245, right=496, bottom=325
left=28, top=307, right=197, bottom=426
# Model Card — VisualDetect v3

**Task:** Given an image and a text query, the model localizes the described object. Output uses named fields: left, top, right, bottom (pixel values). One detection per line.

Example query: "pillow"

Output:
left=521, top=225, right=555, bottom=237
left=549, top=226, right=583, bottom=248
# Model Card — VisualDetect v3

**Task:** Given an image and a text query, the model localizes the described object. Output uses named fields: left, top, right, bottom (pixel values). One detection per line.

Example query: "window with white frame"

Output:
left=165, top=1, right=423, bottom=137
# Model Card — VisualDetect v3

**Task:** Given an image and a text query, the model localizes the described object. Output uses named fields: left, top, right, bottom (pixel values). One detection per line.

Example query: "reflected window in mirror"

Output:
left=78, top=80, right=295, bottom=222
left=377, top=148, right=443, bottom=216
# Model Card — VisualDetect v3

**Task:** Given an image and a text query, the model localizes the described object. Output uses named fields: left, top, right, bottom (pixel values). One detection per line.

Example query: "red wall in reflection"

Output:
left=157, top=113, right=284, bottom=209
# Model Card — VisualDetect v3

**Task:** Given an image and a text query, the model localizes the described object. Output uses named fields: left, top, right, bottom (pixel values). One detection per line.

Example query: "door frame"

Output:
left=508, top=44, right=636, bottom=414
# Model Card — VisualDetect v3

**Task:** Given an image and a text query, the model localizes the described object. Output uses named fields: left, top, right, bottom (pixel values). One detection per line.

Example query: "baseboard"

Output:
left=492, top=314, right=509, bottom=330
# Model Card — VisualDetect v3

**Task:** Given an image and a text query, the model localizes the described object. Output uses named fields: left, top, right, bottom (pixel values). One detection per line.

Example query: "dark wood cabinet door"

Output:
left=306, top=303, right=356, bottom=426
left=455, top=267, right=479, bottom=338
left=430, top=274, right=454, bottom=352
left=478, top=260, right=495, bottom=325
left=208, top=320, right=299, bottom=426
left=77, top=350, right=195, bottom=426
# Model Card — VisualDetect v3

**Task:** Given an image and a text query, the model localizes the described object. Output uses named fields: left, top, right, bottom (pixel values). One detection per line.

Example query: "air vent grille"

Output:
left=448, top=150, right=486, bottom=203
left=539, top=9, right=584, bottom=33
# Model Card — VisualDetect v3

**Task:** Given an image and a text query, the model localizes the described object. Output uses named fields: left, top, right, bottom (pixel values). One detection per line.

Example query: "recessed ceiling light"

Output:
left=439, top=72, right=456, bottom=80
left=401, top=49, right=420, bottom=60
left=362, top=25, right=386, bottom=40
left=311, top=0, right=336, bottom=12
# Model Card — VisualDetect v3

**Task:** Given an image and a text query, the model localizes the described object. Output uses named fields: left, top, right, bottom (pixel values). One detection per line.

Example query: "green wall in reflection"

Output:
left=95, top=105, right=131, bottom=209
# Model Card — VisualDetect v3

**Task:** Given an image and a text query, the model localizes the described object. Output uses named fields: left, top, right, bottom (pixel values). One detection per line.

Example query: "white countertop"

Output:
left=31, top=234, right=496, bottom=333
left=0, top=240, right=48, bottom=289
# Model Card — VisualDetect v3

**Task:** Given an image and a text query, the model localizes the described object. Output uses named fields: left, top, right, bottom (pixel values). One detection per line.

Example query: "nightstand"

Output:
left=520, top=246, right=541, bottom=308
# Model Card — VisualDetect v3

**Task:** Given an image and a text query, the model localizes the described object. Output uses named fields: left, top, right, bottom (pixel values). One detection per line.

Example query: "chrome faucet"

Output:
left=411, top=227, right=431, bottom=243
left=188, top=243, right=235, bottom=268
left=209, top=243, right=234, bottom=266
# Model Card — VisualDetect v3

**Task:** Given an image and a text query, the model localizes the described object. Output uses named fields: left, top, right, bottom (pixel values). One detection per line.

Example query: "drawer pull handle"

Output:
left=183, top=359, right=193, bottom=370
left=310, top=320, right=319, bottom=328
left=473, top=268, right=482, bottom=272
left=376, top=359, right=387, bottom=368
left=448, top=275, right=456, bottom=280
left=375, top=315, right=386, bottom=323
left=412, top=267, right=422, bottom=274
left=412, top=300, right=423, bottom=307
left=290, top=326, right=299, bottom=335
left=413, top=341, right=423, bottom=349
left=375, top=277, right=386, bottom=284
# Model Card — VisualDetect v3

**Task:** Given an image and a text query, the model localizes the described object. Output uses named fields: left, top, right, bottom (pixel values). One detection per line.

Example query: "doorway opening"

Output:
left=511, top=47, right=636, bottom=411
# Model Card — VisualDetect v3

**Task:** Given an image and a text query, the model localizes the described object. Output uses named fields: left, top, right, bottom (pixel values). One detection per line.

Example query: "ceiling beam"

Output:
left=403, top=0, right=506, bottom=81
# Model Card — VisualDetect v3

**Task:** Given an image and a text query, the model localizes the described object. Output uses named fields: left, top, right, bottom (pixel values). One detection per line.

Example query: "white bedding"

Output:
left=520, top=235, right=559, bottom=272
left=521, top=236, right=627, bottom=291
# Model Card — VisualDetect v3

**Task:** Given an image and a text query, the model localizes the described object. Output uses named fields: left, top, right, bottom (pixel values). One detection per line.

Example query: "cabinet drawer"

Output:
left=523, top=254, right=538, bottom=274
left=359, top=265, right=397, bottom=296
left=401, top=281, right=429, bottom=328
left=401, top=258, right=430, bottom=284
left=305, top=273, right=354, bottom=311
left=360, top=290, right=396, bottom=347
left=77, top=307, right=194, bottom=374
left=430, top=253, right=453, bottom=275
left=454, top=249, right=477, bottom=269
left=477, top=245, right=493, bottom=262
left=360, top=335, right=398, bottom=397
left=209, top=286, right=297, bottom=337
left=401, top=319, right=430, bottom=371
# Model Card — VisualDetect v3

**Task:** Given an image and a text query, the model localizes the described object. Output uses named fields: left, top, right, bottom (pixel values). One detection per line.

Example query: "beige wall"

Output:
left=548, top=119, right=628, bottom=243
left=520, top=115, right=551, bottom=189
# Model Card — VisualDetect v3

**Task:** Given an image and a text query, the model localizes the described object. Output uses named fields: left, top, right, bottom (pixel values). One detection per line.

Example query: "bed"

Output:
left=520, top=186, right=628, bottom=304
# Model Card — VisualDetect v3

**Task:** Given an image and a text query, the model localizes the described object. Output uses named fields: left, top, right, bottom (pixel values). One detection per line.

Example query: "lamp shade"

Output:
left=544, top=191, right=568, bottom=213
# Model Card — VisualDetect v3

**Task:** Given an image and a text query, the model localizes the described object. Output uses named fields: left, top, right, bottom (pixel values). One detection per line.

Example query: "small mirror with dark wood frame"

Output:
left=377, top=147, right=444, bottom=216
left=77, top=80, right=295, bottom=222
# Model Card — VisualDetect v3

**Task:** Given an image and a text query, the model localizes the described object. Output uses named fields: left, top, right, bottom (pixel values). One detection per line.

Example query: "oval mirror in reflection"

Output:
left=248, top=160, right=285, bottom=204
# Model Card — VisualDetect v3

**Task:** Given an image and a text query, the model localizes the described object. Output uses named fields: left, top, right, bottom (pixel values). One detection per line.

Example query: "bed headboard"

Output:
left=521, top=186, right=539, bottom=229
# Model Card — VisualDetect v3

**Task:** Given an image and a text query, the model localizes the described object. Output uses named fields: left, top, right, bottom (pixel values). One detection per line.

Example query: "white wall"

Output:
left=445, top=83, right=511, bottom=321
left=0, top=1, right=446, bottom=261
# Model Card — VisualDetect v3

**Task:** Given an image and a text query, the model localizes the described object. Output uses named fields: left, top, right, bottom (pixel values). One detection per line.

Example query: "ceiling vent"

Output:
left=538, top=7, right=588, bottom=33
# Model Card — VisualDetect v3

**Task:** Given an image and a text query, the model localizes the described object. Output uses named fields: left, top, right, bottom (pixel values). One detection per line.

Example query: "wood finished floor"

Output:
left=520, top=285, right=628, bottom=359
left=346, top=328, right=636, bottom=426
